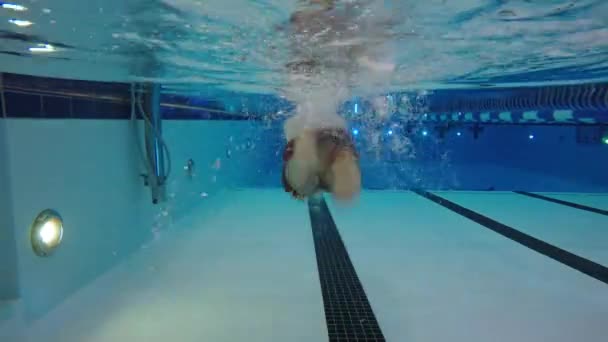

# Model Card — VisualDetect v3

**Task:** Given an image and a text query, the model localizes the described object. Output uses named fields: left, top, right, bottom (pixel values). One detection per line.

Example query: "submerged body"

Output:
left=282, top=121, right=361, bottom=201
left=280, top=0, right=387, bottom=202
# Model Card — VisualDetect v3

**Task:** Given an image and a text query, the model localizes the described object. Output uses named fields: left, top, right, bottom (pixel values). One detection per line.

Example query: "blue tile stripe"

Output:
left=0, top=73, right=252, bottom=120
left=514, top=191, right=608, bottom=216
left=0, top=73, right=5, bottom=118
left=427, top=83, right=608, bottom=113
left=2, top=73, right=129, bottom=99
left=414, top=190, right=608, bottom=285
left=308, top=197, right=386, bottom=341
left=161, top=103, right=252, bottom=120
left=1, top=72, right=608, bottom=123
left=417, top=109, right=605, bottom=125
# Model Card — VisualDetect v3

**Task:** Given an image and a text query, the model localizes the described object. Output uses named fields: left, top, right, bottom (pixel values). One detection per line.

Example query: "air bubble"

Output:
left=212, top=158, right=221, bottom=170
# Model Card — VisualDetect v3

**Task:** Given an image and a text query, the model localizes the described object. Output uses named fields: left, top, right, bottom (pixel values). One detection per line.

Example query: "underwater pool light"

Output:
left=352, top=128, right=359, bottom=136
left=29, top=43, right=54, bottom=53
left=30, top=209, right=63, bottom=257
left=422, top=130, right=428, bottom=136
left=457, top=131, right=462, bottom=136
left=603, top=137, right=608, bottom=145
left=529, top=134, right=535, bottom=140
left=387, top=129, right=393, bottom=136
left=9, top=18, right=32, bottom=26
left=1, top=3, right=28, bottom=11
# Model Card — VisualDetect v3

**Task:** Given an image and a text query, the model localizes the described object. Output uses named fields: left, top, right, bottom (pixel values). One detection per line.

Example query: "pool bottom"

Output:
left=3, top=189, right=607, bottom=342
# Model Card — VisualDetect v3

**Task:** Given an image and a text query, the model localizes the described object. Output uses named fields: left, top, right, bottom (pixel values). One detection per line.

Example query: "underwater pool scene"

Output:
left=1, top=1, right=608, bottom=341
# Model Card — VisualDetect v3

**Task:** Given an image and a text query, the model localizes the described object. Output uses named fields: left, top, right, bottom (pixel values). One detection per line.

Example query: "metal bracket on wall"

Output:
left=141, top=83, right=167, bottom=204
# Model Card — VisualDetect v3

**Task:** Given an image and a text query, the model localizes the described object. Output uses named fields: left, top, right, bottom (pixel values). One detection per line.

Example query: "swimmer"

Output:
left=279, top=0, right=392, bottom=201
left=281, top=115, right=361, bottom=201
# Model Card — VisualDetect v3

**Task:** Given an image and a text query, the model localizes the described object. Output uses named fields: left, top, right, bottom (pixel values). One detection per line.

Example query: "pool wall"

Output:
left=0, top=115, right=265, bottom=334
left=0, top=119, right=19, bottom=302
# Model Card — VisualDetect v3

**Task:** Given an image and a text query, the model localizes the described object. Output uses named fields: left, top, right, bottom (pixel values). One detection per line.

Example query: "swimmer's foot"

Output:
left=327, top=149, right=361, bottom=201
left=283, top=131, right=321, bottom=199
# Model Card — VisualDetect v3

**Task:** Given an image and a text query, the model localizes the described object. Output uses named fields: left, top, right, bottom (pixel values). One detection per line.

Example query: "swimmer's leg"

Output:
left=322, top=149, right=361, bottom=201
left=284, top=130, right=322, bottom=198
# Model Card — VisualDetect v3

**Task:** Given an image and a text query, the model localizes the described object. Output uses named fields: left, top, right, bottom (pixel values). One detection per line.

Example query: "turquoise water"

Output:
left=1, top=0, right=608, bottom=93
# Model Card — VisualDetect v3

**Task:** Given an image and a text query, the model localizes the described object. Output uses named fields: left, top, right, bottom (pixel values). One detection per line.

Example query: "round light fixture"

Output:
left=30, top=209, right=63, bottom=257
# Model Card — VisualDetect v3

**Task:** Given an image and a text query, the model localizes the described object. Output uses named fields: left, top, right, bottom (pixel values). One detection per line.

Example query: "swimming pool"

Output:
left=1, top=1, right=608, bottom=341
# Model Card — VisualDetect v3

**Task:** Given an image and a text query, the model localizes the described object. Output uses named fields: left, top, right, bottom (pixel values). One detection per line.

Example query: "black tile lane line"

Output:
left=307, top=197, right=386, bottom=342
left=412, top=190, right=608, bottom=285
left=514, top=191, right=608, bottom=216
